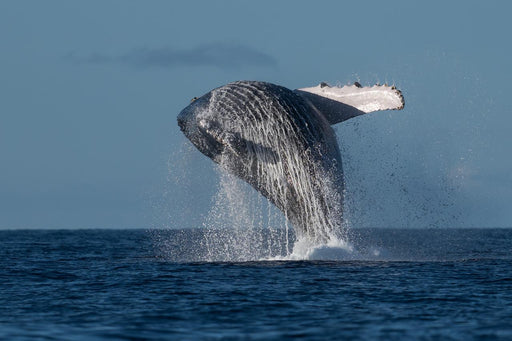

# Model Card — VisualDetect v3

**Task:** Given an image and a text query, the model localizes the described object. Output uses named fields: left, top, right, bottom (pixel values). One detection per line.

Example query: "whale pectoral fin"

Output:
left=295, top=83, right=405, bottom=125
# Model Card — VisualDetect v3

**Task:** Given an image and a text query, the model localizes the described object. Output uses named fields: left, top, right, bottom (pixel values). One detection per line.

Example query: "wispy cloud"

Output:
left=68, top=43, right=278, bottom=70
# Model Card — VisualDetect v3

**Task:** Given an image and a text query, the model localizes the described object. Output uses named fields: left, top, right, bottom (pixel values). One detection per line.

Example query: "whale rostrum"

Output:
left=178, top=81, right=404, bottom=243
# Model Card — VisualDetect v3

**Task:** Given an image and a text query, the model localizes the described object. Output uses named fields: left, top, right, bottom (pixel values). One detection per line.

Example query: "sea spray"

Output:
left=200, top=165, right=356, bottom=261
left=201, top=165, right=291, bottom=261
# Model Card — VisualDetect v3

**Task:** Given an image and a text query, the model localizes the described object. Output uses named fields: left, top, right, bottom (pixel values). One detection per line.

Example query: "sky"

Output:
left=1, top=1, right=511, bottom=229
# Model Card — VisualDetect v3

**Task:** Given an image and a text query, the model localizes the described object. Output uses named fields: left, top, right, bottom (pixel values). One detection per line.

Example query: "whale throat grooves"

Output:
left=198, top=81, right=345, bottom=243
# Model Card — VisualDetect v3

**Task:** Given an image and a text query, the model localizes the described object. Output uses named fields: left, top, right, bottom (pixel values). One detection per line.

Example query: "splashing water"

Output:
left=200, top=167, right=291, bottom=261
left=200, top=164, right=355, bottom=262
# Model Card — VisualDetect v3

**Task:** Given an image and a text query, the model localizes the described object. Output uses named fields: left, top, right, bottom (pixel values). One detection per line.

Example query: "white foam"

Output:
left=284, top=236, right=357, bottom=261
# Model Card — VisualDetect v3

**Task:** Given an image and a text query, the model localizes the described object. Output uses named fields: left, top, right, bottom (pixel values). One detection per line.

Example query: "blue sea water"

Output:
left=1, top=228, right=512, bottom=340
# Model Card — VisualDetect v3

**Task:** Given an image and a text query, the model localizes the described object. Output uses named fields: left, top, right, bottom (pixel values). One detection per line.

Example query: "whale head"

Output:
left=177, top=92, right=223, bottom=160
left=177, top=87, right=257, bottom=177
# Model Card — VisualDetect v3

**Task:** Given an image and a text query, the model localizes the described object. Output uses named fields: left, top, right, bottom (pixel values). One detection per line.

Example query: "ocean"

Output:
left=1, top=228, right=511, bottom=340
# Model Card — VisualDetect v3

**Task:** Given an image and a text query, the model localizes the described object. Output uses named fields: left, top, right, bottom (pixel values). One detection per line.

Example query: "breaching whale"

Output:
left=178, top=81, right=404, bottom=243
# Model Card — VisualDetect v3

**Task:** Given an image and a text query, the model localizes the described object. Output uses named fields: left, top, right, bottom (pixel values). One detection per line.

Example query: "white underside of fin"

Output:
left=298, top=83, right=405, bottom=113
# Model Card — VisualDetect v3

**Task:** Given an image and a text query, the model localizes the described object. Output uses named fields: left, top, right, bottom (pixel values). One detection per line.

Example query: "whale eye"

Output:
left=190, top=97, right=198, bottom=103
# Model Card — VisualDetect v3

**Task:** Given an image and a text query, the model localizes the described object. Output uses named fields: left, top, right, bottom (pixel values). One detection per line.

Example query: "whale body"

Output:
left=178, top=81, right=404, bottom=243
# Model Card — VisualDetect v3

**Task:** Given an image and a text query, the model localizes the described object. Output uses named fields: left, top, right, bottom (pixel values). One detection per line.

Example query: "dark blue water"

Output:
left=1, top=228, right=512, bottom=340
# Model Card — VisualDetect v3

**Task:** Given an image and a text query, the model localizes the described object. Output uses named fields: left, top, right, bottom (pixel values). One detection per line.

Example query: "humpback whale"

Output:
left=178, top=81, right=404, bottom=243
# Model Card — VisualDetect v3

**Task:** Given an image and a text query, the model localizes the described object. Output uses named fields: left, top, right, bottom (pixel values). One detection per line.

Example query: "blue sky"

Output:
left=1, top=1, right=511, bottom=229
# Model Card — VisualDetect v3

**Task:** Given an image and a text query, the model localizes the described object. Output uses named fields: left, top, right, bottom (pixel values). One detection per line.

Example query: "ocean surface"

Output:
left=1, top=228, right=512, bottom=340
